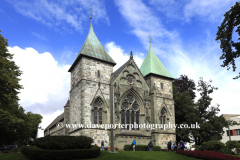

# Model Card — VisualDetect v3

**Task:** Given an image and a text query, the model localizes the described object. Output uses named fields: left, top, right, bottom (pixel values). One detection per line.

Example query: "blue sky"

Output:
left=1, top=0, right=240, bottom=135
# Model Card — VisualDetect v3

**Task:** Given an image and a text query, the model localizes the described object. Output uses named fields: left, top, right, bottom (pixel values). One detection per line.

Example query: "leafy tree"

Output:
left=173, top=74, right=196, bottom=100
left=194, top=78, right=228, bottom=145
left=173, top=75, right=198, bottom=142
left=216, top=2, right=240, bottom=80
left=0, top=30, right=42, bottom=146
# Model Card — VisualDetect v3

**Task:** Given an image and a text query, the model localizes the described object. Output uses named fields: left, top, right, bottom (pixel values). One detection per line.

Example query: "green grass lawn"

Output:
left=0, top=151, right=200, bottom=160
left=94, top=151, right=200, bottom=160
left=0, top=153, right=27, bottom=160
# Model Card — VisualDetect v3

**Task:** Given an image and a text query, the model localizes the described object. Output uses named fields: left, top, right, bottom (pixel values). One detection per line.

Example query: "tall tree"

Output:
left=216, top=2, right=240, bottom=79
left=173, top=74, right=196, bottom=100
left=193, top=78, right=228, bottom=145
left=173, top=75, right=198, bottom=142
left=0, top=30, right=42, bottom=146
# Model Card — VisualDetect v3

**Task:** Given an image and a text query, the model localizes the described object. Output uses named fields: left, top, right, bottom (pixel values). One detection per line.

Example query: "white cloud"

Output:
left=184, top=0, right=236, bottom=23
left=6, top=0, right=109, bottom=32
left=115, top=0, right=240, bottom=115
left=8, top=46, right=70, bottom=107
left=149, top=0, right=237, bottom=23
left=115, top=0, right=177, bottom=57
left=105, top=41, right=144, bottom=71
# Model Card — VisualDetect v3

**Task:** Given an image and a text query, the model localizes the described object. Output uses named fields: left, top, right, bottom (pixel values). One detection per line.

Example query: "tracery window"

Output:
left=121, top=94, right=140, bottom=130
left=160, top=108, right=166, bottom=130
left=93, top=98, right=103, bottom=124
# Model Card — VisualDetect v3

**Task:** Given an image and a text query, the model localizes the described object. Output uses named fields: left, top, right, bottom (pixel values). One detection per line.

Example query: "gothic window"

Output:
left=161, top=83, right=164, bottom=89
left=121, top=94, right=140, bottom=130
left=160, top=108, right=167, bottom=130
left=93, top=98, right=103, bottom=124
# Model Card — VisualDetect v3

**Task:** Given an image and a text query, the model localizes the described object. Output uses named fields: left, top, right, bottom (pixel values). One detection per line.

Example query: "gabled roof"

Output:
left=113, top=59, right=130, bottom=78
left=140, top=45, right=174, bottom=79
left=68, top=21, right=116, bottom=72
left=44, top=112, right=64, bottom=131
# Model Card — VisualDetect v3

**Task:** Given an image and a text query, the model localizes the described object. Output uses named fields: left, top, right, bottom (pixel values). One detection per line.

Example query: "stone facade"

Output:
left=44, top=21, right=175, bottom=150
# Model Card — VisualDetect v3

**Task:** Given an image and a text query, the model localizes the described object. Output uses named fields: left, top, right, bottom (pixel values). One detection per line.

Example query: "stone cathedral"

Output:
left=44, top=20, right=176, bottom=150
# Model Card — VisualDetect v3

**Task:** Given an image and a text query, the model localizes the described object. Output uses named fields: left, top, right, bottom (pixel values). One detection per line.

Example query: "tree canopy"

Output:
left=216, top=2, right=240, bottom=80
left=173, top=75, right=228, bottom=145
left=0, top=30, right=42, bottom=146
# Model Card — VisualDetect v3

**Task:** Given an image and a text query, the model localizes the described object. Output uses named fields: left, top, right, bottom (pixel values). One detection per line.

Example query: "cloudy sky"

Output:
left=1, top=0, right=240, bottom=136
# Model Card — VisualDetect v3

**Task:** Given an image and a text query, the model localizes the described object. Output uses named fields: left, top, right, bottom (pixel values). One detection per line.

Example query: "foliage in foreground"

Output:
left=21, top=145, right=100, bottom=160
left=33, top=136, right=93, bottom=150
left=0, top=30, right=42, bottom=147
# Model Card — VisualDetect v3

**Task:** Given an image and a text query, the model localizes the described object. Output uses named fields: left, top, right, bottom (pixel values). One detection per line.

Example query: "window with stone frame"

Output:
left=93, top=98, right=103, bottom=124
left=160, top=108, right=167, bottom=130
left=97, top=70, right=100, bottom=78
left=121, top=94, right=140, bottom=130
left=161, top=83, right=164, bottom=89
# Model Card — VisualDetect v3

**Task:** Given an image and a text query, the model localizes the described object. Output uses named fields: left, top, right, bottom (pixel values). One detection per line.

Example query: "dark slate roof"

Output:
left=44, top=112, right=64, bottom=131
left=68, top=21, right=116, bottom=72
left=113, top=59, right=130, bottom=78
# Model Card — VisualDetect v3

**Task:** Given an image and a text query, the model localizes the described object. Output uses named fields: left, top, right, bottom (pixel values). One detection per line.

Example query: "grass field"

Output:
left=0, top=151, right=200, bottom=160
left=0, top=153, right=27, bottom=160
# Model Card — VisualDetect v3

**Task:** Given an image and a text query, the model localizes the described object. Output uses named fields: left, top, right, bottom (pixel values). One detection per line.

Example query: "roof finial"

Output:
left=89, top=8, right=93, bottom=20
left=130, top=50, right=133, bottom=59
left=148, top=34, right=152, bottom=44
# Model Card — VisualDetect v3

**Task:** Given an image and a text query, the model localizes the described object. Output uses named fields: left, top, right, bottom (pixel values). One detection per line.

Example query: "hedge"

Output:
left=33, top=136, right=93, bottom=150
left=197, top=140, right=227, bottom=153
left=124, top=145, right=161, bottom=151
left=21, top=145, right=100, bottom=160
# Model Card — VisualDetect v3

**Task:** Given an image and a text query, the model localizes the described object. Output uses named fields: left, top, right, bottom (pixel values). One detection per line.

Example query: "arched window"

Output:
left=121, top=94, right=140, bottom=130
left=93, top=98, right=103, bottom=124
left=160, top=108, right=167, bottom=130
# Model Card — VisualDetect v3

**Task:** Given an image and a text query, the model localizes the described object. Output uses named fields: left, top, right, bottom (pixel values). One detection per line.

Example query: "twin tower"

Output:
left=44, top=21, right=176, bottom=150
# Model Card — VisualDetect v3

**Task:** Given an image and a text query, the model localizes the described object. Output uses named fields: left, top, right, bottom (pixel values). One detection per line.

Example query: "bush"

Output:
left=124, top=145, right=161, bottom=151
left=177, top=150, right=239, bottom=160
left=10, top=148, right=19, bottom=153
left=33, top=136, right=93, bottom=150
left=199, top=140, right=226, bottom=153
left=21, top=145, right=100, bottom=160
left=226, top=140, right=240, bottom=150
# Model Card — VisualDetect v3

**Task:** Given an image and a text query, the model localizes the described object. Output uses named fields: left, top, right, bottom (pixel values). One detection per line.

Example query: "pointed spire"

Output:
left=130, top=50, right=133, bottom=59
left=140, top=45, right=174, bottom=79
left=68, top=16, right=116, bottom=72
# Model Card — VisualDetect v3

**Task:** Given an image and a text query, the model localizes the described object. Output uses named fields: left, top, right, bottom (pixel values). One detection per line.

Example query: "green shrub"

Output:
left=226, top=140, right=240, bottom=150
left=21, top=145, right=100, bottom=160
left=33, top=136, right=93, bottom=150
left=10, top=148, right=19, bottom=153
left=199, top=140, right=226, bottom=153
left=124, top=145, right=161, bottom=151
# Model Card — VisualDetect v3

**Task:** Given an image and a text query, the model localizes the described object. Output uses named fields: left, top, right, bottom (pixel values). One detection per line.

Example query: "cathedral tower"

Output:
left=140, top=44, right=176, bottom=148
left=67, top=19, right=116, bottom=142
